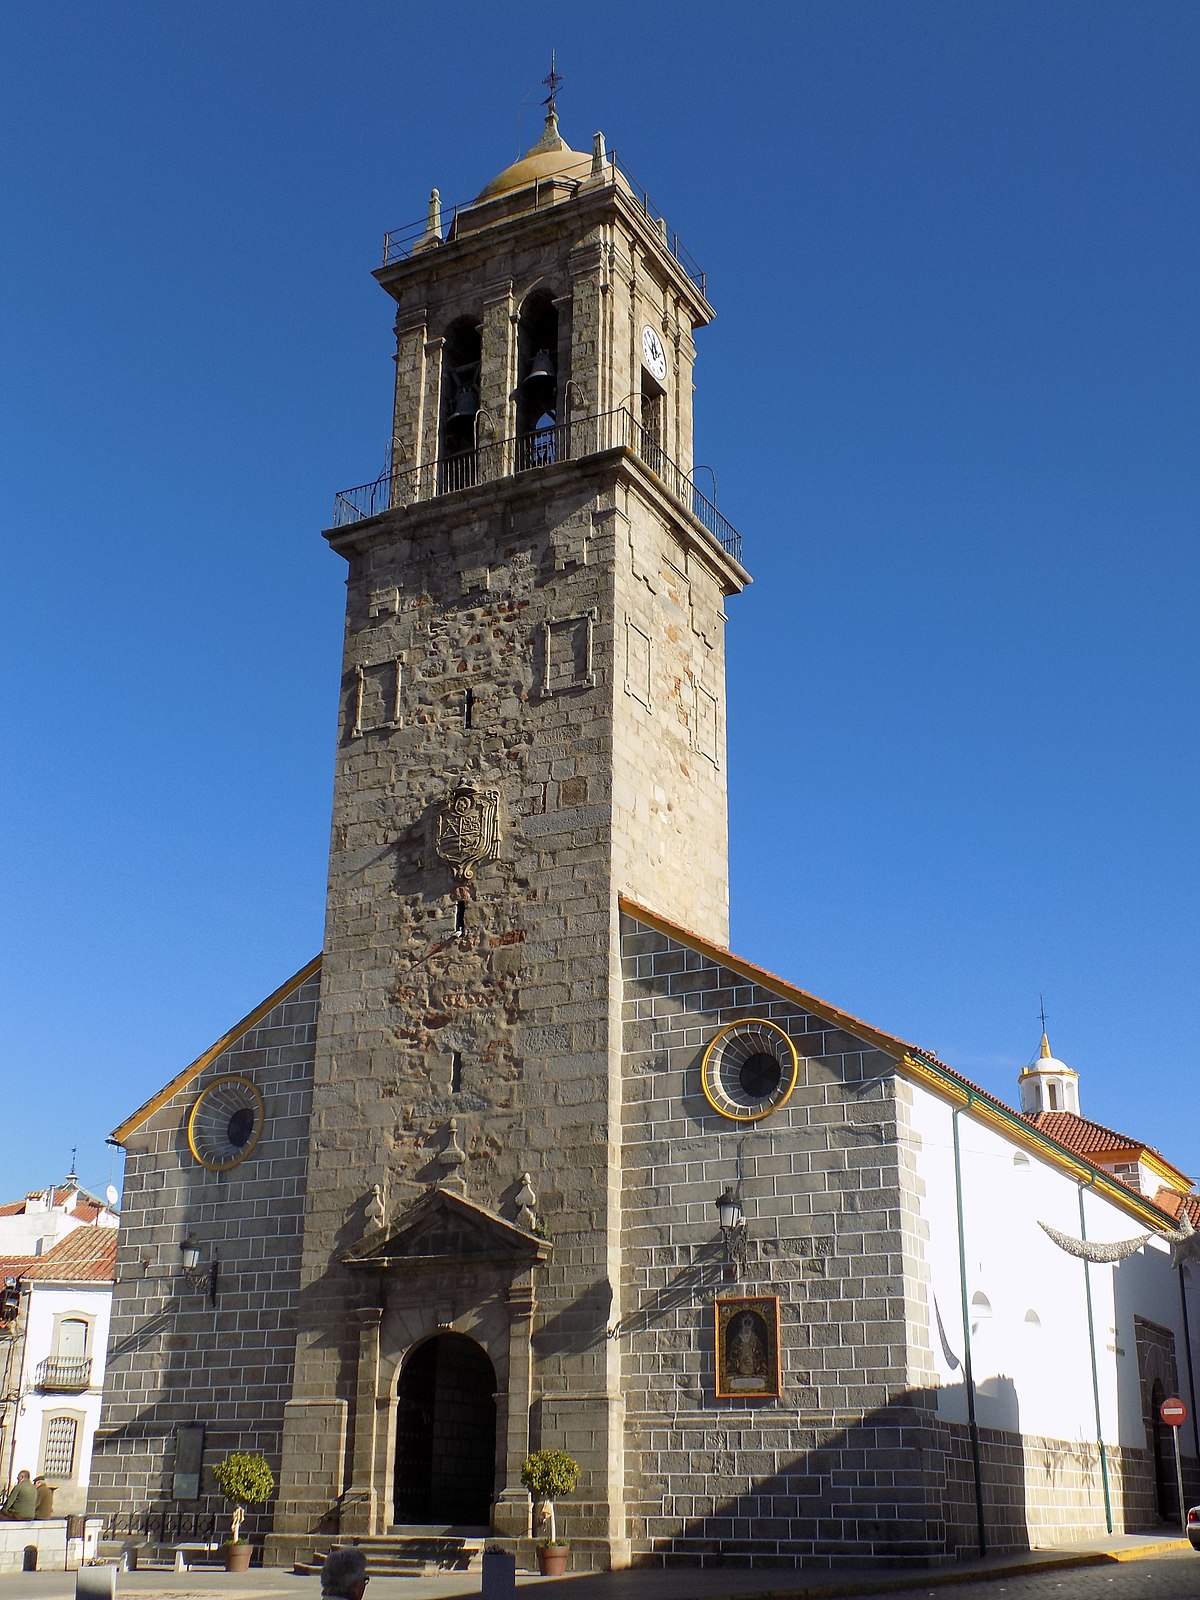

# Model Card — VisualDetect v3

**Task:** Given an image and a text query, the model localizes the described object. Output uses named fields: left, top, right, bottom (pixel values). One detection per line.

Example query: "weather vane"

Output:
left=1038, top=994, right=1049, bottom=1035
left=542, top=52, right=563, bottom=112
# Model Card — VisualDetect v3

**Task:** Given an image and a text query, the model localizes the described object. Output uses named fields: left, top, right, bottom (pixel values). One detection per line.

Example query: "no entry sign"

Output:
left=1160, top=1395, right=1188, bottom=1427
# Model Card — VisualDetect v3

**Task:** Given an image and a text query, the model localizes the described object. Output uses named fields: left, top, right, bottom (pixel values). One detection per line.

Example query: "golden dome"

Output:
left=475, top=108, right=591, bottom=202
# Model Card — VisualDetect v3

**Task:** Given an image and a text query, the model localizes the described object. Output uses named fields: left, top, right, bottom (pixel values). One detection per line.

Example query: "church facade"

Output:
left=89, top=110, right=1199, bottom=1569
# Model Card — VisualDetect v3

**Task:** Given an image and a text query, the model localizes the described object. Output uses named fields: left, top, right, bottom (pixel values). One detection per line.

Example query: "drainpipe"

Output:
left=1178, top=1264, right=1199, bottom=1465
left=1077, top=1182, right=1114, bottom=1533
left=951, top=1101, right=987, bottom=1556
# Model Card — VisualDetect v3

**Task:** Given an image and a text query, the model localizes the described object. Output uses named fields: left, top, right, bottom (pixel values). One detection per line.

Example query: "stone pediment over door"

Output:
left=341, top=1186, right=550, bottom=1271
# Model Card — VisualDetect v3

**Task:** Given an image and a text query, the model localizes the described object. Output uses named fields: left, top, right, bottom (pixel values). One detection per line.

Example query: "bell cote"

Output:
left=373, top=109, right=714, bottom=503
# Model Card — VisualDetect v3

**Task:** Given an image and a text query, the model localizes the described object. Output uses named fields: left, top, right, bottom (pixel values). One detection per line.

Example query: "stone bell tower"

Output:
left=270, top=101, right=748, bottom=1569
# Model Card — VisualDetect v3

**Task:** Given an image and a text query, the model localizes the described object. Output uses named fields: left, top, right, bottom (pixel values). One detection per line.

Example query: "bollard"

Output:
left=481, top=1546, right=516, bottom=1600
left=76, top=1563, right=118, bottom=1600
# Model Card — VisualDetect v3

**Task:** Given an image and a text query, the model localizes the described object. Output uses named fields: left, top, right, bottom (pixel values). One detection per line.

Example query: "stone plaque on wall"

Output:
left=351, top=658, right=402, bottom=737
left=624, top=618, right=652, bottom=707
left=542, top=612, right=595, bottom=694
left=172, top=1423, right=205, bottom=1501
left=434, top=784, right=501, bottom=880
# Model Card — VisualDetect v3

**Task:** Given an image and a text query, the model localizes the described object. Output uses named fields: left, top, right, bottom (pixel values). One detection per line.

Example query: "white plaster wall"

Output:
left=906, top=1083, right=1195, bottom=1458
left=8, top=1283, right=112, bottom=1505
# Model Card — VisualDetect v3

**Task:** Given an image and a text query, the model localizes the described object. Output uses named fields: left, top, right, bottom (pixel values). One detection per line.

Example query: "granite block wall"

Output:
left=617, top=911, right=948, bottom=1566
left=88, top=969, right=318, bottom=1538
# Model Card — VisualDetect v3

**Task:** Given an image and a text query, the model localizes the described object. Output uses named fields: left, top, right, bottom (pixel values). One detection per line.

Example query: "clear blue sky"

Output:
left=2, top=2, right=1196, bottom=1204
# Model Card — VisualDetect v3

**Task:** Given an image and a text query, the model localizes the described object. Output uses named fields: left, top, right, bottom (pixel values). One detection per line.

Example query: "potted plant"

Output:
left=520, top=1449, right=579, bottom=1576
left=211, top=1451, right=275, bottom=1571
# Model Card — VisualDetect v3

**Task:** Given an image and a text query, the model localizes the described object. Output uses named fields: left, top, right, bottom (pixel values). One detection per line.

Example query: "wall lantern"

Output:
left=715, top=1189, right=748, bottom=1279
left=179, top=1238, right=218, bottom=1305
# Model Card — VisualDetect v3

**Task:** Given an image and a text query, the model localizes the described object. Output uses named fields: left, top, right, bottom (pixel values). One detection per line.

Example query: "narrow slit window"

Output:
left=451, top=1052, right=463, bottom=1094
left=465, top=687, right=475, bottom=728
left=455, top=900, right=467, bottom=936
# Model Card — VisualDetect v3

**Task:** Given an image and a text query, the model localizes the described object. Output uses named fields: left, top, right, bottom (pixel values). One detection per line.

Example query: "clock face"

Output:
left=186, top=1075, right=265, bottom=1171
left=641, top=324, right=667, bottom=384
left=700, top=1019, right=799, bottom=1122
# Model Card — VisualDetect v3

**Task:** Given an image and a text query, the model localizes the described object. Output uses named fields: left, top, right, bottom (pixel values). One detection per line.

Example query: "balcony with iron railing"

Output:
left=332, top=407, right=742, bottom=566
left=35, top=1354, right=92, bottom=1392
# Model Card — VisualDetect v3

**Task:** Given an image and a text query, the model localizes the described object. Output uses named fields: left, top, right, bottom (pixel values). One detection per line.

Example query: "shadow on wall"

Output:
left=1112, top=1248, right=1200, bottom=1527
left=633, top=1381, right=1029, bottom=1570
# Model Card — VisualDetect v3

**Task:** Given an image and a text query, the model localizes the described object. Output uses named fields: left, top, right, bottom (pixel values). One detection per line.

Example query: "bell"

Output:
left=523, top=349, right=556, bottom=387
left=449, top=385, right=479, bottom=421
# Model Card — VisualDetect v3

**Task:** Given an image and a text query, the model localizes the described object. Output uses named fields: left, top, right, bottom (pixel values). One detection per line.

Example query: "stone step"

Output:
left=296, top=1530, right=489, bottom=1577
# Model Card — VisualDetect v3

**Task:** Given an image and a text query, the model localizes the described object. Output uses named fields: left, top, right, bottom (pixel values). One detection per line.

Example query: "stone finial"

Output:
left=364, top=1182, right=387, bottom=1233
left=436, top=1119, right=468, bottom=1192
left=591, top=132, right=606, bottom=176
left=515, top=1172, right=538, bottom=1232
left=414, top=187, right=443, bottom=254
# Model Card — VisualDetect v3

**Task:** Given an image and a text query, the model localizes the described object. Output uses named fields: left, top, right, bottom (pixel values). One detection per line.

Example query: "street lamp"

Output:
left=715, top=1189, right=748, bottom=1279
left=179, top=1238, right=218, bottom=1305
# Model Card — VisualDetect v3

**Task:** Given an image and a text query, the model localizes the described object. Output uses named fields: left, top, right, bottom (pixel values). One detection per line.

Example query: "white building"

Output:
left=1, top=1182, right=118, bottom=1515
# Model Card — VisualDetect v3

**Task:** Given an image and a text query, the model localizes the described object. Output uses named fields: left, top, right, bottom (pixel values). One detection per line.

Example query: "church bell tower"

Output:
left=271, top=99, right=748, bottom=1569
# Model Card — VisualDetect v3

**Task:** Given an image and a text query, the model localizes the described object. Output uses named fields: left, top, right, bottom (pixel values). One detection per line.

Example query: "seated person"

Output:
left=1, top=1471, right=36, bottom=1520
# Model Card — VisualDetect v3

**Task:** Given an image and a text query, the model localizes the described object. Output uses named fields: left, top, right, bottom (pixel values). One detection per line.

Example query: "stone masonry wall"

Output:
left=618, top=912, right=949, bottom=1567
left=89, top=969, right=317, bottom=1538
left=276, top=168, right=738, bottom=1568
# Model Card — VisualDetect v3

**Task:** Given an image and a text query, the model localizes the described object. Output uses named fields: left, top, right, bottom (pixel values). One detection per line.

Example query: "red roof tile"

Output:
left=1022, top=1113, right=1191, bottom=1189
left=1153, top=1190, right=1200, bottom=1229
left=1024, top=1111, right=1143, bottom=1157
left=0, top=1227, right=116, bottom=1285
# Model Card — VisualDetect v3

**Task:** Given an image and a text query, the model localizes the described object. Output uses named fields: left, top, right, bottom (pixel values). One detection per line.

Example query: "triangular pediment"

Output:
left=342, top=1186, right=549, bottom=1268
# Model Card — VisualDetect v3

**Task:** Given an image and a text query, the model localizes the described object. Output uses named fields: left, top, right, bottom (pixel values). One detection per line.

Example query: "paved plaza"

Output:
left=0, top=1535, right=1194, bottom=1600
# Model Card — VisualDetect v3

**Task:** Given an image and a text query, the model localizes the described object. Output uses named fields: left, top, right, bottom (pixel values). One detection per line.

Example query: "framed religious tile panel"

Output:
left=714, top=1295, right=782, bottom=1399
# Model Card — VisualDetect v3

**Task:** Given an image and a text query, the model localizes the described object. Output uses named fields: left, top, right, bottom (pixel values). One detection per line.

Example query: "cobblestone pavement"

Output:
left=832, top=1549, right=1200, bottom=1600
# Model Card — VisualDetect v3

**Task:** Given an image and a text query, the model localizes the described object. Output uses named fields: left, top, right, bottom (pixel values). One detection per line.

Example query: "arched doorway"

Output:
left=394, top=1334, right=496, bottom=1527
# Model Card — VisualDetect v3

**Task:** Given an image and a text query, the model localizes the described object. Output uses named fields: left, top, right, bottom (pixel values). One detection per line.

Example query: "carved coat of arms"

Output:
left=434, top=784, right=500, bottom=880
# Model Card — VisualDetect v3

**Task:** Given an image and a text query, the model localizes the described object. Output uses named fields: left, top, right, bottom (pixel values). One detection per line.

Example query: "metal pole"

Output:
left=1173, top=1425, right=1187, bottom=1534
left=1077, top=1185, right=1114, bottom=1533
left=952, top=1104, right=987, bottom=1556
left=1178, top=1265, right=1200, bottom=1465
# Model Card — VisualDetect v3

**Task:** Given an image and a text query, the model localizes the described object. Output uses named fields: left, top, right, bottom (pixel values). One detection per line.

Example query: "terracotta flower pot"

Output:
left=537, top=1545, right=569, bottom=1576
left=224, top=1542, right=253, bottom=1572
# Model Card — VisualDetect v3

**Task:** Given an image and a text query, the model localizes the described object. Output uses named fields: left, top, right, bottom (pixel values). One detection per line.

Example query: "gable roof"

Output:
left=0, top=1226, right=117, bottom=1286
left=0, top=1185, right=111, bottom=1220
left=1023, top=1111, right=1192, bottom=1192
left=343, top=1186, right=550, bottom=1269
left=620, top=895, right=929, bottom=1063
left=109, top=954, right=322, bottom=1145
left=618, top=895, right=1183, bottom=1233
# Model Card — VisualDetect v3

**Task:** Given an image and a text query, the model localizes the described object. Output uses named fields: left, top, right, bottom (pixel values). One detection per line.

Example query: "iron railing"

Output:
left=35, top=1355, right=92, bottom=1391
left=381, top=151, right=705, bottom=296
left=101, top=1509, right=217, bottom=1544
left=332, top=408, right=741, bottom=564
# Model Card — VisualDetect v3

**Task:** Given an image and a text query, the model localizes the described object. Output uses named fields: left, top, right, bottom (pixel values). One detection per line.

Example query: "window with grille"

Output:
left=43, top=1415, right=77, bottom=1477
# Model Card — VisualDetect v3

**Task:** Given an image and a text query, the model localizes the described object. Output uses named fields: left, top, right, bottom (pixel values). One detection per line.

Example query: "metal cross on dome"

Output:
left=542, top=52, right=563, bottom=111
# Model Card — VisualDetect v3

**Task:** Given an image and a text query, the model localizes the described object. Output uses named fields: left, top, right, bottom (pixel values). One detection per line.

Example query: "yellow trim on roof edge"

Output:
left=617, top=896, right=1180, bottom=1236
left=109, top=954, right=323, bottom=1145
left=900, top=1052, right=1179, bottom=1232
left=1138, top=1149, right=1192, bottom=1194
left=618, top=896, right=917, bottom=1062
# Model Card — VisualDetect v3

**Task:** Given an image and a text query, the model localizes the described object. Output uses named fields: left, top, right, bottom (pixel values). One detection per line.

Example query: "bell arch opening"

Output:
left=440, top=317, right=482, bottom=491
left=516, top=290, right=559, bottom=469
left=394, top=1332, right=497, bottom=1528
